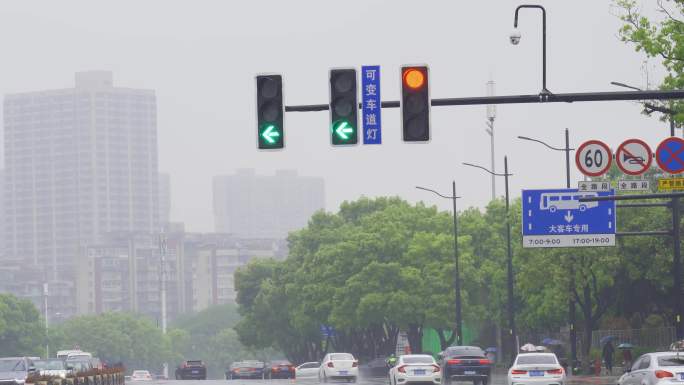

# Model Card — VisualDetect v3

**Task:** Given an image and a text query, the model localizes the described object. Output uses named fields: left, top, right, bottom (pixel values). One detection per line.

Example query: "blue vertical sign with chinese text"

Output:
left=362, top=66, right=381, bottom=144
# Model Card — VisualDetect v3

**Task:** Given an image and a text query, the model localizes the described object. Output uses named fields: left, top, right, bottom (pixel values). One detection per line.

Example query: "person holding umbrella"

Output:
left=602, top=340, right=615, bottom=375
left=618, top=343, right=634, bottom=372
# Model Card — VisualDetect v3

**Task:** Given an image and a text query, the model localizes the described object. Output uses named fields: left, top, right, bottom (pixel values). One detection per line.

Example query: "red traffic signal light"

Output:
left=401, top=65, right=430, bottom=142
left=403, top=68, right=426, bottom=90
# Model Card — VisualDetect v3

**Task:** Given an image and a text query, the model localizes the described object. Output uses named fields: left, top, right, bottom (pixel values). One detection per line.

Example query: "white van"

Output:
left=56, top=350, right=83, bottom=360
left=66, top=352, right=93, bottom=361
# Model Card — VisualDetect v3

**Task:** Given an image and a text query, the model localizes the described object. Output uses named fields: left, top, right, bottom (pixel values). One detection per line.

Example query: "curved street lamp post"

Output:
left=416, top=183, right=463, bottom=345
left=463, top=157, right=516, bottom=362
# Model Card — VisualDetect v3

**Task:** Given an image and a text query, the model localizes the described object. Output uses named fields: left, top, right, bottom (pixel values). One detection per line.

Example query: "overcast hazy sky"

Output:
left=0, top=1, right=670, bottom=232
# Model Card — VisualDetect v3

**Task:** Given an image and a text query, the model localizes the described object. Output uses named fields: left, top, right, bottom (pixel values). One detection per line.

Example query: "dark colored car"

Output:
left=268, top=360, right=295, bottom=379
left=359, top=357, right=389, bottom=378
left=440, top=346, right=492, bottom=385
left=175, top=360, right=207, bottom=380
left=226, top=361, right=266, bottom=380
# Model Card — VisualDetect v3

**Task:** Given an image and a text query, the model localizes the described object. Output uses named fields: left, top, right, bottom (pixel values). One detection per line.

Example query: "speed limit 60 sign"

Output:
left=576, top=140, right=612, bottom=177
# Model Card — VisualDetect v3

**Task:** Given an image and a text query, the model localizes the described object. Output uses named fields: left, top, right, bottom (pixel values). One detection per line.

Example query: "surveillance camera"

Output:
left=509, top=29, right=521, bottom=45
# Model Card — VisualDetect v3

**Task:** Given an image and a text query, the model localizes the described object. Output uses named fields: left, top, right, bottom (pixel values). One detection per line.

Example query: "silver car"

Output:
left=618, top=352, right=684, bottom=385
left=0, top=357, right=36, bottom=385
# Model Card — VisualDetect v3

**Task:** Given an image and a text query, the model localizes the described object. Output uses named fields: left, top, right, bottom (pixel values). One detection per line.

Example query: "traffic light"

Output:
left=329, top=68, right=358, bottom=145
left=256, top=74, right=284, bottom=149
left=401, top=65, right=430, bottom=142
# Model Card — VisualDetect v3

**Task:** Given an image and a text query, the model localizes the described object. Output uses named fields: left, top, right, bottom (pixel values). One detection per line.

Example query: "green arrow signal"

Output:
left=261, top=125, right=280, bottom=144
left=335, top=121, right=354, bottom=140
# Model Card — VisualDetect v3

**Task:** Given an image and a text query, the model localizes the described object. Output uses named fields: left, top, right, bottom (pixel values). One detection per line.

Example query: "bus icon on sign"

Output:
left=540, top=192, right=599, bottom=213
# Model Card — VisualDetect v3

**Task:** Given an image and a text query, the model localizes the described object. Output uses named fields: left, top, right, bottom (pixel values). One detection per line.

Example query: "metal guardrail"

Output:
left=27, top=368, right=126, bottom=385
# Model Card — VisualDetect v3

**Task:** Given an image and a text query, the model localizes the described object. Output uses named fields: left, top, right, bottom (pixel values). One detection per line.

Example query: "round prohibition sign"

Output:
left=656, top=136, right=684, bottom=174
left=575, top=140, right=612, bottom=177
left=615, top=138, right=653, bottom=176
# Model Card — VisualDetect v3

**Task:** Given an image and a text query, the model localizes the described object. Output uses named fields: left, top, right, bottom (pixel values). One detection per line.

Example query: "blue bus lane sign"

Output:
left=522, top=189, right=616, bottom=248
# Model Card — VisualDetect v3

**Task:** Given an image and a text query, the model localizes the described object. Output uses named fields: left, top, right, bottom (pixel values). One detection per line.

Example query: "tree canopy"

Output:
left=0, top=293, right=45, bottom=357
left=235, top=193, right=680, bottom=362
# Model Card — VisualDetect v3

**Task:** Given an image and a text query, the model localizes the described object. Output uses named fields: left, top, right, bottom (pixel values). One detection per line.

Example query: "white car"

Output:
left=34, top=359, right=71, bottom=379
left=618, top=352, right=684, bottom=385
left=131, top=370, right=153, bottom=381
left=507, top=353, right=565, bottom=385
left=296, top=362, right=320, bottom=379
left=389, top=355, right=441, bottom=385
left=318, top=353, right=358, bottom=383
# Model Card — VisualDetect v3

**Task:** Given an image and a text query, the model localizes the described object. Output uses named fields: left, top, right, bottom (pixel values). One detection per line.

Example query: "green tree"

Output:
left=235, top=197, right=482, bottom=360
left=0, top=293, right=45, bottom=356
left=616, top=0, right=684, bottom=122
left=54, top=313, right=172, bottom=371
left=170, top=303, right=279, bottom=378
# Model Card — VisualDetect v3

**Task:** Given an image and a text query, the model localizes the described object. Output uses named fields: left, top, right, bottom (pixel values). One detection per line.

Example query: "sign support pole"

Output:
left=504, top=156, right=517, bottom=363
left=673, top=197, right=683, bottom=340
left=564, top=129, right=577, bottom=374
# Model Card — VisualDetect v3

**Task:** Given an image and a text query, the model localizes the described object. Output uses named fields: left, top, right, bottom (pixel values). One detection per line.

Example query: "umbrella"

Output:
left=520, top=343, right=537, bottom=352
left=545, top=339, right=564, bottom=346
left=541, top=338, right=554, bottom=345
left=485, top=347, right=497, bottom=353
left=618, top=343, right=634, bottom=349
left=600, top=336, right=616, bottom=345
left=670, top=340, right=684, bottom=351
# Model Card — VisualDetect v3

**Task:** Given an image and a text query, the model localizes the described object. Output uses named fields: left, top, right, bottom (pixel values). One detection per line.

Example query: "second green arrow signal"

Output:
left=332, top=120, right=355, bottom=143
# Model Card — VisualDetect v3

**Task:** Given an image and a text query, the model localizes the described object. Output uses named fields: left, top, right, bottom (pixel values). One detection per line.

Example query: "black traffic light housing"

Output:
left=256, top=74, right=284, bottom=149
left=329, top=68, right=359, bottom=145
left=401, top=65, right=430, bottom=142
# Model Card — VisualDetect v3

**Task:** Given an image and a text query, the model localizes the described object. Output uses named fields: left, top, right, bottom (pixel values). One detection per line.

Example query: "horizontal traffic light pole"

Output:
left=284, top=89, right=684, bottom=112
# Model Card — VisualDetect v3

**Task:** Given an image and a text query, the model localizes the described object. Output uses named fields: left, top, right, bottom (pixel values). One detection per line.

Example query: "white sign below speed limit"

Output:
left=575, top=140, right=612, bottom=177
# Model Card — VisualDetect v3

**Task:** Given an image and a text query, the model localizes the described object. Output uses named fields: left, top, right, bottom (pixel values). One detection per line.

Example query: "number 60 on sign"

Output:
left=575, top=140, right=613, bottom=177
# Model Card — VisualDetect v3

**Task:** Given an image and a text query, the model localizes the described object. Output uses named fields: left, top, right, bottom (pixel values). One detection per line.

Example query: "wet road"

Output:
left=147, top=374, right=615, bottom=385
left=150, top=375, right=509, bottom=385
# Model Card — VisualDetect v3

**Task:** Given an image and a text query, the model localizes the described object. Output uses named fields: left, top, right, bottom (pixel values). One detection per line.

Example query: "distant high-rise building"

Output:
left=3, top=71, right=159, bottom=317
left=213, top=169, right=325, bottom=239
left=159, top=173, right=171, bottom=225
left=0, top=170, right=4, bottom=259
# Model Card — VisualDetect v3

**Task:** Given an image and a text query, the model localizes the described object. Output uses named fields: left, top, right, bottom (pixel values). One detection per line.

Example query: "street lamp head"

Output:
left=509, top=28, right=521, bottom=45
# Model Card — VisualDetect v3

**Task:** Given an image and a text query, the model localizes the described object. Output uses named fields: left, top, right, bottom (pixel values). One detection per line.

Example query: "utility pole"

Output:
left=486, top=80, right=497, bottom=201
left=452, top=181, right=463, bottom=345
left=44, top=283, right=49, bottom=358
left=159, top=232, right=168, bottom=378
